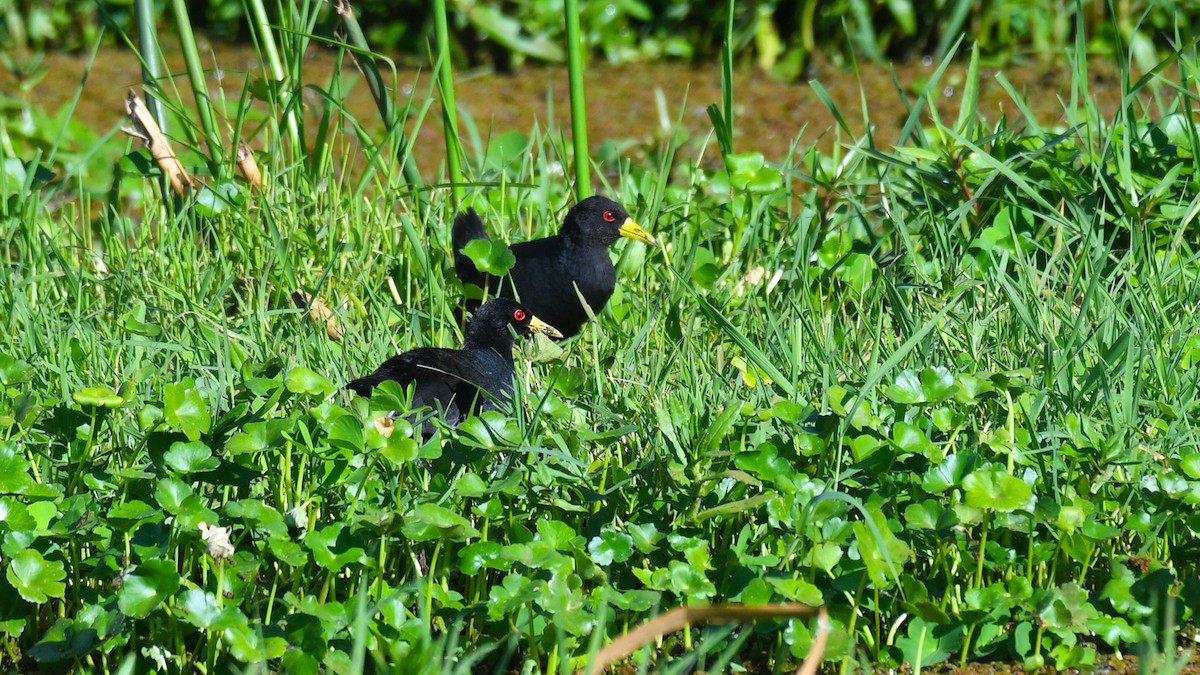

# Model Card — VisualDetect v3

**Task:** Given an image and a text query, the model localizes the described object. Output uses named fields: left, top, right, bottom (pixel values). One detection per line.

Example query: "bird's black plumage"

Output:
left=452, top=196, right=659, bottom=338
left=346, top=299, right=561, bottom=430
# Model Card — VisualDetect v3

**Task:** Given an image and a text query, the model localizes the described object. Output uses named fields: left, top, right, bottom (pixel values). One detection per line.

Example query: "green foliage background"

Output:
left=2, top=0, right=1200, bottom=673
left=3, top=0, right=1198, bottom=73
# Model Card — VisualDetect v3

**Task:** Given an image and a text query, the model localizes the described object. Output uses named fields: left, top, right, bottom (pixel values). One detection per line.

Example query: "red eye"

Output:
left=602, top=210, right=616, bottom=222
left=513, top=309, right=526, bottom=321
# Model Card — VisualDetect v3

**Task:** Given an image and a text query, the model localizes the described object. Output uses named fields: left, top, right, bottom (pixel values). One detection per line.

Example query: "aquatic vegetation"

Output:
left=1, top=3, right=1198, bottom=673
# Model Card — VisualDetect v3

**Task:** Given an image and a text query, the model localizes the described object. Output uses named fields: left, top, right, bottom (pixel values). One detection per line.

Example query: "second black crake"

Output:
left=346, top=298, right=562, bottom=434
left=452, top=196, right=659, bottom=338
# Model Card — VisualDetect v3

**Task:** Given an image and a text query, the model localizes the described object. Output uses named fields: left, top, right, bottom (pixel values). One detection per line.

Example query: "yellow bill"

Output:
left=529, top=315, right=565, bottom=339
left=619, top=218, right=659, bottom=247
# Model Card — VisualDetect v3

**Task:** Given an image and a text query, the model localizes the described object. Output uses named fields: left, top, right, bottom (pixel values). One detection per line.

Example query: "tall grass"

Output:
left=2, top=4, right=1199, bottom=674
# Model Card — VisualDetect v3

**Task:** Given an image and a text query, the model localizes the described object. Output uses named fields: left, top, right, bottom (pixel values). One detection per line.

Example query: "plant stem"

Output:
left=169, top=0, right=225, bottom=178
left=244, top=0, right=302, bottom=160
left=135, top=0, right=164, bottom=130
left=564, top=0, right=590, bottom=198
left=432, top=0, right=464, bottom=207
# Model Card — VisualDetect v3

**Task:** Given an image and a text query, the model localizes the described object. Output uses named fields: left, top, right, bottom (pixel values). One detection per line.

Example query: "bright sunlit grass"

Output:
left=2, top=5, right=1199, bottom=673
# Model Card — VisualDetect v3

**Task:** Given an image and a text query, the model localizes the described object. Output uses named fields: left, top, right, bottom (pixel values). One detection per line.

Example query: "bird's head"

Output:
left=465, top=298, right=563, bottom=351
left=561, top=196, right=658, bottom=248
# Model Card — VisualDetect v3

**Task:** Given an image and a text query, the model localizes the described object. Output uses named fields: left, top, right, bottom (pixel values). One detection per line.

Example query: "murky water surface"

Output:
left=1, top=38, right=1146, bottom=179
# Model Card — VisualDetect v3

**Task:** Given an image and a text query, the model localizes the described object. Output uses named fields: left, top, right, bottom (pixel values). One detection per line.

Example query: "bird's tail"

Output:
left=452, top=208, right=490, bottom=290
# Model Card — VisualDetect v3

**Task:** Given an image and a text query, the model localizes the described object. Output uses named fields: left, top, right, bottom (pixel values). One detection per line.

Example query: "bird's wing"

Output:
left=347, top=348, right=503, bottom=420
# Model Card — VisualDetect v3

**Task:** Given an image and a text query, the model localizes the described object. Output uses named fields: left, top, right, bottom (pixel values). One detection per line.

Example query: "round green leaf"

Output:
left=0, top=354, right=34, bottom=385
left=164, top=382, right=212, bottom=441
left=588, top=531, right=634, bottom=566
left=458, top=541, right=504, bottom=574
left=455, top=413, right=521, bottom=450
left=0, top=443, right=34, bottom=493
left=461, top=238, right=516, bottom=276
left=164, top=440, right=219, bottom=474
left=963, top=467, right=1033, bottom=512
left=118, top=559, right=180, bottom=618
left=7, top=549, right=66, bottom=603
left=28, top=618, right=96, bottom=664
left=72, top=386, right=124, bottom=408
left=454, top=472, right=488, bottom=498
left=325, top=415, right=364, bottom=453
left=1179, top=453, right=1200, bottom=480
left=401, top=503, right=479, bottom=542
left=177, top=588, right=244, bottom=630
left=284, top=367, right=335, bottom=397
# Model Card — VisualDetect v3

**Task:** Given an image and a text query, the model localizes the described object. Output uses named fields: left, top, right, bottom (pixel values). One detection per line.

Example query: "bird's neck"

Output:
left=462, top=333, right=516, bottom=355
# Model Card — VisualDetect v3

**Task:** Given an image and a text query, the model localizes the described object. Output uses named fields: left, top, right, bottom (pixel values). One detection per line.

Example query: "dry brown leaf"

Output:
left=236, top=141, right=262, bottom=191
left=122, top=91, right=195, bottom=196
left=292, top=290, right=345, bottom=341
left=586, top=602, right=825, bottom=675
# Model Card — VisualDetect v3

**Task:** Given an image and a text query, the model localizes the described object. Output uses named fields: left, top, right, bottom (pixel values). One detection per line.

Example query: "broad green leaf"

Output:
left=304, top=523, right=367, bottom=571
left=893, top=422, right=935, bottom=457
left=853, top=506, right=910, bottom=589
left=458, top=541, right=504, bottom=574
left=588, top=531, right=634, bottom=566
left=164, top=440, right=219, bottom=474
left=461, top=238, right=516, bottom=276
left=284, top=367, right=335, bottom=398
left=628, top=522, right=661, bottom=553
left=118, top=559, right=180, bottom=618
left=0, top=443, right=33, bottom=493
left=177, top=589, right=244, bottom=630
left=766, top=577, right=822, bottom=605
left=1180, top=453, right=1200, bottom=480
left=72, top=386, right=124, bottom=408
left=326, top=415, right=364, bottom=453
left=455, top=412, right=521, bottom=449
left=0, top=354, right=34, bottom=385
left=27, top=618, right=95, bottom=664
left=7, top=549, right=66, bottom=603
left=402, top=503, right=479, bottom=542
left=454, top=472, right=488, bottom=498
left=163, top=382, right=211, bottom=441
left=963, top=467, right=1033, bottom=512
left=0, top=498, right=35, bottom=531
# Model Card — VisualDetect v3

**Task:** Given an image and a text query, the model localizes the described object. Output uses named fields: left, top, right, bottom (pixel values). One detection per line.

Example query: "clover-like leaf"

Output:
left=401, top=503, right=479, bottom=542
left=0, top=354, right=35, bottom=385
left=627, top=522, right=661, bottom=553
left=1039, top=582, right=1098, bottom=633
left=304, top=523, right=368, bottom=571
left=7, top=549, right=67, bottom=603
left=177, top=588, right=244, bottom=630
left=458, top=541, right=504, bottom=574
left=588, top=531, right=634, bottom=566
left=164, top=382, right=211, bottom=441
left=118, top=559, right=180, bottom=618
left=461, top=238, right=516, bottom=276
left=1180, top=453, right=1200, bottom=480
left=0, top=443, right=33, bottom=493
left=455, top=412, right=521, bottom=450
left=963, top=466, right=1033, bottom=512
left=72, top=386, right=124, bottom=409
left=193, top=181, right=241, bottom=217
left=325, top=415, right=364, bottom=453
left=164, top=440, right=219, bottom=474
left=284, top=367, right=335, bottom=397
left=27, top=617, right=96, bottom=664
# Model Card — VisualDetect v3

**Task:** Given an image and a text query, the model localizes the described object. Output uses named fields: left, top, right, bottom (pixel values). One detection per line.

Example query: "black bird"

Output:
left=346, top=299, right=562, bottom=430
left=452, top=196, right=659, bottom=338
